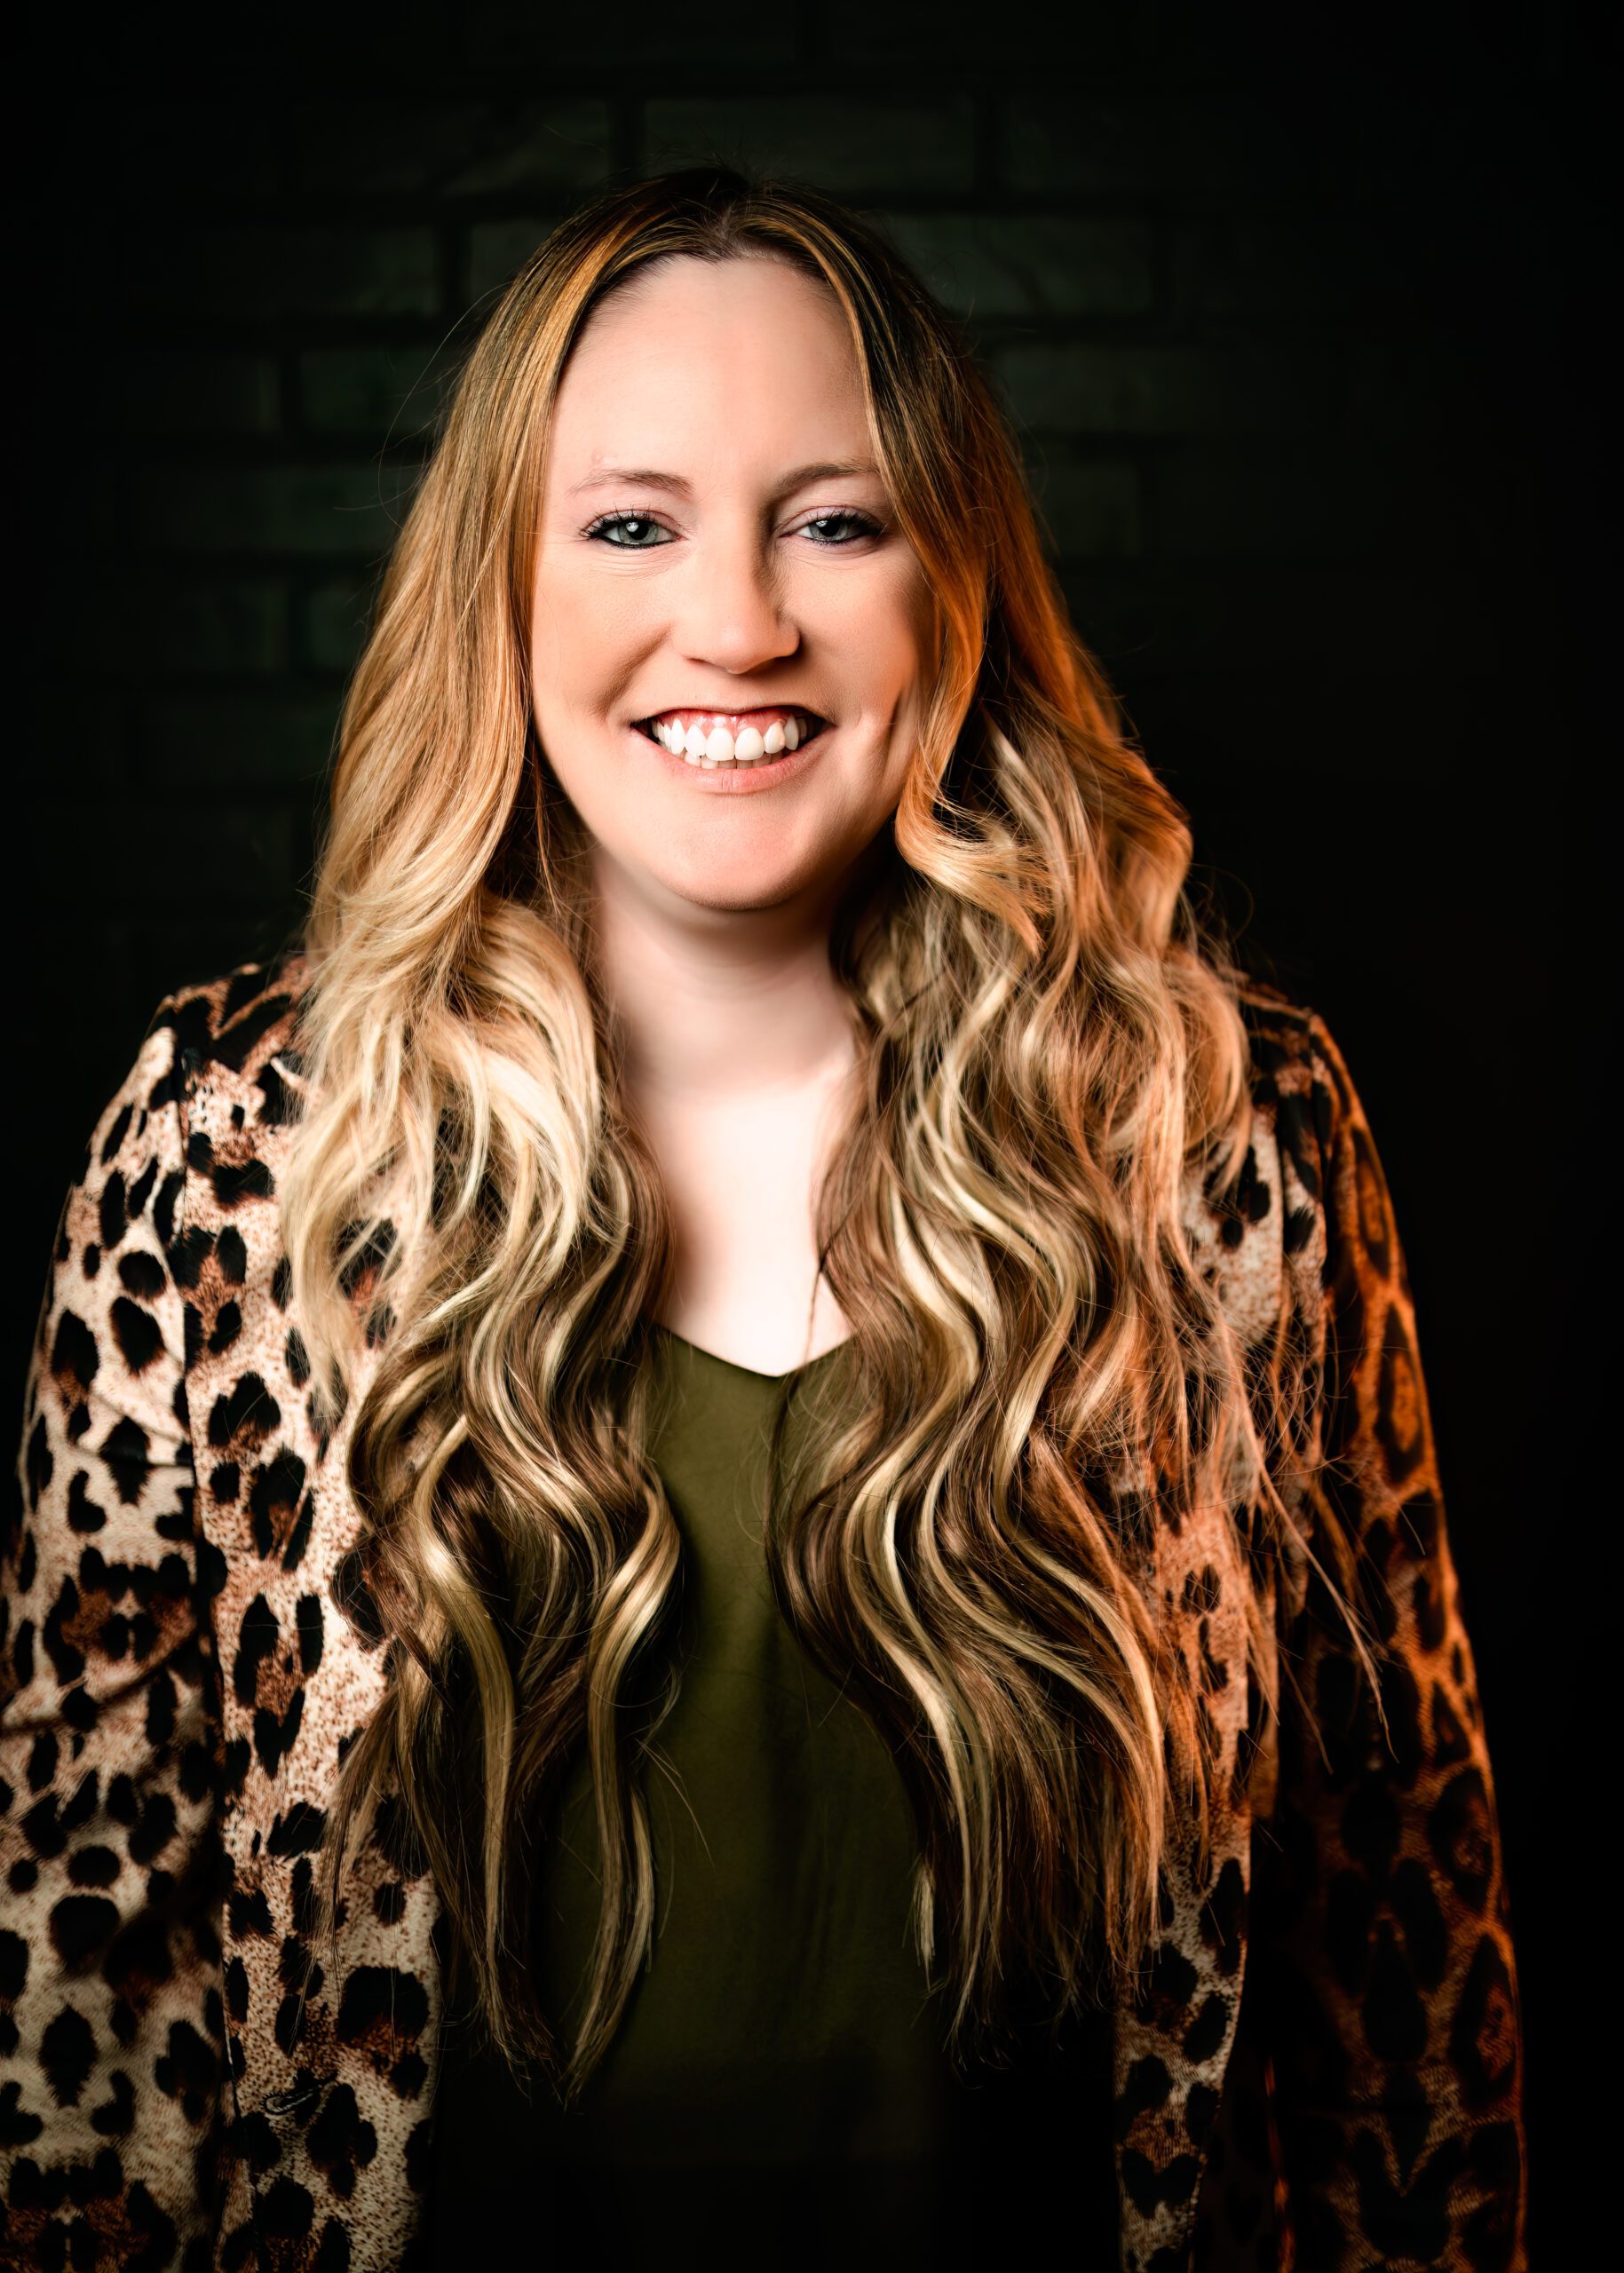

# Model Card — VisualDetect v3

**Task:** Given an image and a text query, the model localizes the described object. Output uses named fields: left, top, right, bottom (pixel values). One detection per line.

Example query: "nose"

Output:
left=673, top=521, right=800, bottom=677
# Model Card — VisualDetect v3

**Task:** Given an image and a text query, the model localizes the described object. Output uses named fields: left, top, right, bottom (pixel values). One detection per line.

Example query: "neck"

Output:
left=587, top=851, right=858, bottom=1107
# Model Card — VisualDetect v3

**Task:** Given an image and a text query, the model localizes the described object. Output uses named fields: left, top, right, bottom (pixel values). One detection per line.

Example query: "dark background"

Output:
left=19, top=4, right=1607, bottom=2252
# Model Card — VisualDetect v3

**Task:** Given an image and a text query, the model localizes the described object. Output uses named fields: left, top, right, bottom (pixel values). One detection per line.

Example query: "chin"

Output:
left=680, top=877, right=807, bottom=913
left=653, top=858, right=824, bottom=915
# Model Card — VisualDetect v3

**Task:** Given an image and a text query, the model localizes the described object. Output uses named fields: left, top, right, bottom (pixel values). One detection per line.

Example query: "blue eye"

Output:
left=586, top=511, right=669, bottom=549
left=801, top=511, right=880, bottom=545
left=582, top=507, right=882, bottom=550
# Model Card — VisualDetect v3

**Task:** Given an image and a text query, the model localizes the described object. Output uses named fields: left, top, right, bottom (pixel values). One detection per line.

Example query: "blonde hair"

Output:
left=280, top=167, right=1351, bottom=2094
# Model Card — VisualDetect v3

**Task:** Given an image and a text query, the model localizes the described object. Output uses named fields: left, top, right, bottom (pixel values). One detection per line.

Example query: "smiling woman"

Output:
left=2, top=169, right=1525, bottom=2272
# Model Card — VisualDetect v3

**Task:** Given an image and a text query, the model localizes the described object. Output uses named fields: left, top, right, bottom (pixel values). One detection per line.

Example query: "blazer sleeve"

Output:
left=1, top=1003, right=226, bottom=2270
left=1252, top=1010, right=1527, bottom=2269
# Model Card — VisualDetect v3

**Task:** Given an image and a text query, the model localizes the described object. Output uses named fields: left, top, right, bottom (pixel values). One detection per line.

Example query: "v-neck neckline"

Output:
left=651, top=1319, right=853, bottom=1386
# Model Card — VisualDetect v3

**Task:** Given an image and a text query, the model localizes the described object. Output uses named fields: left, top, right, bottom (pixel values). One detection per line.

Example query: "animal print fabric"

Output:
left=1, top=956, right=1525, bottom=2270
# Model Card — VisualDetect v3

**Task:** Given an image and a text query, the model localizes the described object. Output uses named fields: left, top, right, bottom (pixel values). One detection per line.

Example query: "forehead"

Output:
left=544, top=255, right=874, bottom=490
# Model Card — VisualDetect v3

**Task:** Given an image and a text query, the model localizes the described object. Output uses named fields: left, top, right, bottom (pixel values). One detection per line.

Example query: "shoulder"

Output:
left=40, top=948, right=313, bottom=1288
left=1232, top=977, right=1364, bottom=1211
left=1184, top=978, right=1380, bottom=1357
left=1229, top=979, right=1413, bottom=1406
left=59, top=948, right=318, bottom=1300
left=1235, top=977, right=1347, bottom=1100
left=151, top=945, right=314, bottom=1096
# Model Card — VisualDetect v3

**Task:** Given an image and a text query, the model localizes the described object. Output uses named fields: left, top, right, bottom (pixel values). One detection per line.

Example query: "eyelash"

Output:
left=582, top=508, right=883, bottom=550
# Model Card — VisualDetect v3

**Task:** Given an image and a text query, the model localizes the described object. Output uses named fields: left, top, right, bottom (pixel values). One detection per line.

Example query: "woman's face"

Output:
left=529, top=253, right=937, bottom=920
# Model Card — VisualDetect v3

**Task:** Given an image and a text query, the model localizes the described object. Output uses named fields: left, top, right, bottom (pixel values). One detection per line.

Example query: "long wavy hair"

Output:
left=279, top=166, right=1359, bottom=2094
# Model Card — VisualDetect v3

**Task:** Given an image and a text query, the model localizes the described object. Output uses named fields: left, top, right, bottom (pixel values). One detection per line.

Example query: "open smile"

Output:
left=634, top=706, right=830, bottom=769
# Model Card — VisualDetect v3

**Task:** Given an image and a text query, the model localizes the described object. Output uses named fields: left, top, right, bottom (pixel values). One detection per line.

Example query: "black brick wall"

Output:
left=20, top=6, right=1606, bottom=2243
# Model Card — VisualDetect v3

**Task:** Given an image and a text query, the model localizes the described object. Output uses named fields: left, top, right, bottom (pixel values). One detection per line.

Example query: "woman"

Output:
left=2, top=169, right=1524, bottom=2270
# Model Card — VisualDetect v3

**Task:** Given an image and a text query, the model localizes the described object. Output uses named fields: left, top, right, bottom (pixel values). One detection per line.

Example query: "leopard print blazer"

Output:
left=2, top=953, right=1526, bottom=2270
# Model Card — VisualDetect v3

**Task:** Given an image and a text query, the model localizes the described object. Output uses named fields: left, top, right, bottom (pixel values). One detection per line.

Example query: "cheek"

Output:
left=531, top=564, right=649, bottom=702
left=885, top=555, right=938, bottom=677
left=820, top=561, right=934, bottom=704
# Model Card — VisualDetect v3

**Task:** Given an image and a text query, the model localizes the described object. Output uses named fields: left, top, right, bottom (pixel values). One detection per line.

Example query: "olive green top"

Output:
left=427, top=1326, right=1115, bottom=2261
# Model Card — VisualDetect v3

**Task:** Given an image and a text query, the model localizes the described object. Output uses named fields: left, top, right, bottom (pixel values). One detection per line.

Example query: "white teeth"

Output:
left=645, top=711, right=821, bottom=766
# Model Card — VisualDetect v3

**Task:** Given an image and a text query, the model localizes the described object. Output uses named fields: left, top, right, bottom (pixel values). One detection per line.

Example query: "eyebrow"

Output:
left=566, top=459, right=879, bottom=499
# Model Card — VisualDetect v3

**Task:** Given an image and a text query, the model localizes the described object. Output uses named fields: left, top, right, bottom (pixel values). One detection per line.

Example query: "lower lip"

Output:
left=628, top=722, right=832, bottom=795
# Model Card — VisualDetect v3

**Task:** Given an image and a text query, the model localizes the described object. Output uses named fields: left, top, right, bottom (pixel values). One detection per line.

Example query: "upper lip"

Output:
left=638, top=702, right=828, bottom=725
